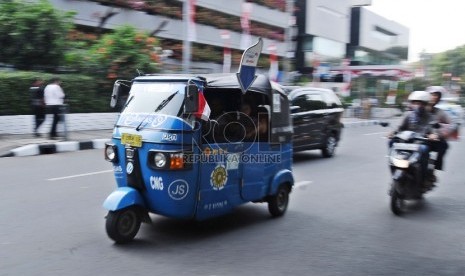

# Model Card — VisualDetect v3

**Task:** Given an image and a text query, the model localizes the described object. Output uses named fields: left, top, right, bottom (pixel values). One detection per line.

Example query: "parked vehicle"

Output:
left=103, top=73, right=294, bottom=243
left=284, top=86, right=344, bottom=157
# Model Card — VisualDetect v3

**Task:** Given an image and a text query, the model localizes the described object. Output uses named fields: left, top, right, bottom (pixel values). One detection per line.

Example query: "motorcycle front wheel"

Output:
left=390, top=190, right=405, bottom=216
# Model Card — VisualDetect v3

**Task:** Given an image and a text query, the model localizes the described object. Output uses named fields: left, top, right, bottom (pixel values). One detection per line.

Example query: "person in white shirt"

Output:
left=44, top=78, right=65, bottom=139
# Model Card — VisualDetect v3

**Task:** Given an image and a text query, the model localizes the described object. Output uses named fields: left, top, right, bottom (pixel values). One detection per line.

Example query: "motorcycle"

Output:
left=387, top=128, right=439, bottom=215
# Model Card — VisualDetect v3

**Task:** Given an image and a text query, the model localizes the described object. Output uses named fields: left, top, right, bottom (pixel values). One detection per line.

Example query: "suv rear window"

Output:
left=291, top=90, right=336, bottom=111
left=322, top=91, right=343, bottom=108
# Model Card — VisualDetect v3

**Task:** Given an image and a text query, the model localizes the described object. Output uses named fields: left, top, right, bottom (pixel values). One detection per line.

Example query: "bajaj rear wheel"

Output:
left=268, top=184, right=290, bottom=217
left=106, top=207, right=141, bottom=244
left=390, top=190, right=405, bottom=216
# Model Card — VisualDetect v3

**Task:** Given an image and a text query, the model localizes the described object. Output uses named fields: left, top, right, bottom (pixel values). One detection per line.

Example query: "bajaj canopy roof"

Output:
left=204, top=73, right=272, bottom=95
left=134, top=73, right=274, bottom=96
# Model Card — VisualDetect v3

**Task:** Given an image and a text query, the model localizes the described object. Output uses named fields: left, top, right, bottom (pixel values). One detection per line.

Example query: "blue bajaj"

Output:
left=103, top=74, right=294, bottom=243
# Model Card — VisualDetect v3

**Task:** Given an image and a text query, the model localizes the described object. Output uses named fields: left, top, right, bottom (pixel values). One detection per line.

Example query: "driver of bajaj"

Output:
left=389, top=91, right=439, bottom=183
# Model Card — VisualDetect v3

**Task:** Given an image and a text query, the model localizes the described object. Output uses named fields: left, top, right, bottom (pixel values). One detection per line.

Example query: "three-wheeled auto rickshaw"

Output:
left=103, top=73, right=294, bottom=243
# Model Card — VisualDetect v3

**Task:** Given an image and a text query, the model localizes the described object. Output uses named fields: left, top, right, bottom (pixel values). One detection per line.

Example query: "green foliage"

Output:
left=0, top=71, right=112, bottom=115
left=407, top=77, right=430, bottom=91
left=0, top=0, right=75, bottom=70
left=429, top=46, right=465, bottom=84
left=83, top=25, right=161, bottom=88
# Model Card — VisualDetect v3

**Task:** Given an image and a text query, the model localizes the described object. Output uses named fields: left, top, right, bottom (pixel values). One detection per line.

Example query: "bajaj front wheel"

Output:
left=106, top=207, right=141, bottom=244
left=390, top=190, right=405, bottom=216
left=268, top=184, right=290, bottom=217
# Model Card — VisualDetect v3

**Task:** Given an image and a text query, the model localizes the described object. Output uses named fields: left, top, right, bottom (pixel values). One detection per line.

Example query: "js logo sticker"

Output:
left=210, top=165, right=228, bottom=190
left=168, top=180, right=189, bottom=200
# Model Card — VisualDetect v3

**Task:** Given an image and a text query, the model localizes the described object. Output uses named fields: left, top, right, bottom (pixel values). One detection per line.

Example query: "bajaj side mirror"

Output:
left=184, top=84, right=199, bottom=114
left=110, top=82, right=121, bottom=108
left=110, top=81, right=130, bottom=109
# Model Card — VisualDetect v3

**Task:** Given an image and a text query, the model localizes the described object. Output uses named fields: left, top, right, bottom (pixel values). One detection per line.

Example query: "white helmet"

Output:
left=426, top=86, right=446, bottom=94
left=408, top=90, right=430, bottom=103
left=425, top=86, right=445, bottom=100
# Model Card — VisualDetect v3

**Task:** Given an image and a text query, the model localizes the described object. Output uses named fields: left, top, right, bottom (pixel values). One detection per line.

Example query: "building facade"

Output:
left=48, top=0, right=410, bottom=81
left=49, top=0, right=292, bottom=73
left=294, top=0, right=351, bottom=73
left=293, top=0, right=409, bottom=73
left=349, top=7, right=409, bottom=66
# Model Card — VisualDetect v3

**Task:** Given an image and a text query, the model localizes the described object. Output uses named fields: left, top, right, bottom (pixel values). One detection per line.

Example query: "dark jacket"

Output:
left=397, top=110, right=434, bottom=135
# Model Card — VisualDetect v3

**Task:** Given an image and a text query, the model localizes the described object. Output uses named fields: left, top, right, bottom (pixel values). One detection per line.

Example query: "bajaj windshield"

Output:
left=122, top=82, right=185, bottom=116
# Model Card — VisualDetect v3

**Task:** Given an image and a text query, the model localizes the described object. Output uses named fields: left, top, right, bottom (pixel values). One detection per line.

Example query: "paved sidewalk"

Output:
left=0, top=112, right=117, bottom=157
left=0, top=129, right=113, bottom=158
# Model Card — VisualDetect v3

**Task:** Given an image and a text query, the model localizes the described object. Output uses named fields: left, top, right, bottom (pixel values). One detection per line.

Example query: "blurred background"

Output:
left=0, top=0, right=464, bottom=117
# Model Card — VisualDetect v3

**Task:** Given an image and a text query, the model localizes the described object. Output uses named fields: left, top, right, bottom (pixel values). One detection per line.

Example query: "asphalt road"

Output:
left=1, top=124, right=465, bottom=276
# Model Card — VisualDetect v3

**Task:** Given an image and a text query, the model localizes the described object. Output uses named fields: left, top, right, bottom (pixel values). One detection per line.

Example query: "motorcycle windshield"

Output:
left=122, top=82, right=185, bottom=116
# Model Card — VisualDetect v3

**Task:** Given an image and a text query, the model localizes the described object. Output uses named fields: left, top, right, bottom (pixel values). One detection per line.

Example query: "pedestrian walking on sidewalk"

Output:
left=30, top=78, right=46, bottom=137
left=44, top=78, right=66, bottom=139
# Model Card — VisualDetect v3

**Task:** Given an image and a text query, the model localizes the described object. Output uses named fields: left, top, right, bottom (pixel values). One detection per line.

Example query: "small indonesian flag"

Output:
left=195, top=89, right=211, bottom=121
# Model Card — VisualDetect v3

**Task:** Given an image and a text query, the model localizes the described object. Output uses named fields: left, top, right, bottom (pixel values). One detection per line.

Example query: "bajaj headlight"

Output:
left=154, top=152, right=167, bottom=168
left=104, top=144, right=118, bottom=162
left=148, top=151, right=191, bottom=170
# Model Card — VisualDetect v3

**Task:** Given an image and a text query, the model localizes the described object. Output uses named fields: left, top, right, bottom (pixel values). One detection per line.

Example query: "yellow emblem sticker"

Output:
left=210, top=165, right=228, bottom=191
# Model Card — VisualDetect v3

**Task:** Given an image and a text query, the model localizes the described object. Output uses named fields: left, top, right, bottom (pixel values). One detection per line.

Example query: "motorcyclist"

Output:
left=391, top=90, right=434, bottom=136
left=425, top=86, right=451, bottom=172
left=389, top=91, right=437, bottom=184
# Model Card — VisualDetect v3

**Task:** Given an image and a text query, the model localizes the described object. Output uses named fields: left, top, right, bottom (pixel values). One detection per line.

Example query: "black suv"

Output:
left=284, top=86, right=344, bottom=157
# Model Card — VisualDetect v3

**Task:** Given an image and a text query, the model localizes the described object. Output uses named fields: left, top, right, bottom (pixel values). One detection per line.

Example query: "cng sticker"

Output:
left=168, top=179, right=189, bottom=200
left=150, top=176, right=164, bottom=190
left=210, top=165, right=228, bottom=191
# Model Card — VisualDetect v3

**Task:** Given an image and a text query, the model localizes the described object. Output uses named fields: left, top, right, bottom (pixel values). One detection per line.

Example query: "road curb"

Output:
left=0, top=138, right=111, bottom=158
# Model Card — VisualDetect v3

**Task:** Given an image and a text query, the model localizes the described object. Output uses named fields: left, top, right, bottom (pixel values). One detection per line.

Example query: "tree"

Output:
left=429, top=46, right=465, bottom=84
left=0, top=0, right=75, bottom=70
left=85, top=25, right=161, bottom=86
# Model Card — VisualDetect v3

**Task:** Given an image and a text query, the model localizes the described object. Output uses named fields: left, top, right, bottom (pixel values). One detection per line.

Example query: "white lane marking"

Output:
left=47, top=169, right=113, bottom=181
left=294, top=180, right=312, bottom=190
left=363, top=131, right=389, bottom=136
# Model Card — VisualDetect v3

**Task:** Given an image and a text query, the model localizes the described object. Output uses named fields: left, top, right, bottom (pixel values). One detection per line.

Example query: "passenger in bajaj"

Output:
left=389, top=91, right=440, bottom=185
left=206, top=93, right=269, bottom=143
